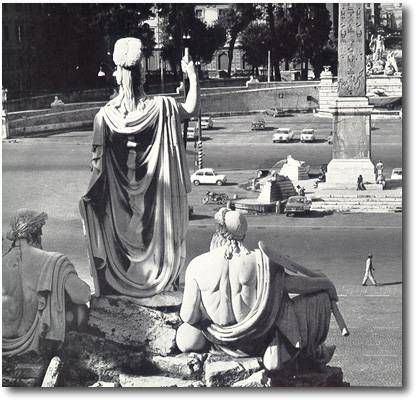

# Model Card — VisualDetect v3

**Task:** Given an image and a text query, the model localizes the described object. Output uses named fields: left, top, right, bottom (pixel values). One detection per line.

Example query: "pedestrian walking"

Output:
left=362, top=253, right=378, bottom=286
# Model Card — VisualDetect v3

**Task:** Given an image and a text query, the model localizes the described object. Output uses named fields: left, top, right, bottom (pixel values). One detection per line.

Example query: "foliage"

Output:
left=291, top=4, right=332, bottom=79
left=159, top=4, right=226, bottom=77
left=240, top=22, right=269, bottom=70
left=218, top=4, right=257, bottom=75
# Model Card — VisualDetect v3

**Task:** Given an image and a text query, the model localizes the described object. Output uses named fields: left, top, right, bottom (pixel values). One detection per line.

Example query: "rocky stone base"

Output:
left=2, top=353, right=51, bottom=387
left=3, top=294, right=349, bottom=388
left=269, top=365, right=349, bottom=387
left=88, top=295, right=182, bottom=356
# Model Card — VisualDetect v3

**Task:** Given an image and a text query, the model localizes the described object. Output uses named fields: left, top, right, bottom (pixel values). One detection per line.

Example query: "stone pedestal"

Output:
left=326, top=97, right=375, bottom=188
left=88, top=295, right=182, bottom=356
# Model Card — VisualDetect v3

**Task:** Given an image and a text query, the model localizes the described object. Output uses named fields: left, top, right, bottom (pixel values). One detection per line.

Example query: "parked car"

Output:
left=190, top=168, right=227, bottom=186
left=186, top=125, right=200, bottom=141
left=190, top=116, right=214, bottom=129
left=390, top=168, right=402, bottom=180
left=272, top=128, right=294, bottom=143
left=284, top=196, right=312, bottom=216
left=201, top=116, right=213, bottom=129
left=300, top=128, right=316, bottom=142
left=251, top=118, right=266, bottom=130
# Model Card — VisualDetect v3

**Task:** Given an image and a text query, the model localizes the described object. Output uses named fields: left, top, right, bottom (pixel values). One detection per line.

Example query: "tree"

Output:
left=240, top=22, right=269, bottom=75
left=291, top=4, right=332, bottom=80
left=255, top=4, right=298, bottom=81
left=159, top=4, right=226, bottom=78
left=218, top=4, right=257, bottom=76
left=32, top=4, right=156, bottom=92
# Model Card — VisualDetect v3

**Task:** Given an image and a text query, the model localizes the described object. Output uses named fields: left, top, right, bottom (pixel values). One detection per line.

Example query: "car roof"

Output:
left=276, top=128, right=291, bottom=132
left=392, top=168, right=402, bottom=172
left=302, top=129, right=314, bottom=132
left=195, top=168, right=214, bottom=172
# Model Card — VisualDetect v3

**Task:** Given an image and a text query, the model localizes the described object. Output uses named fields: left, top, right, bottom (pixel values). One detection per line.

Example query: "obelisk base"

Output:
left=324, top=159, right=377, bottom=189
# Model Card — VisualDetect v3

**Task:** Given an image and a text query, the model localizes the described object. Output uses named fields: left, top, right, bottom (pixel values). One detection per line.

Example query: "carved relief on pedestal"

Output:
left=338, top=3, right=365, bottom=97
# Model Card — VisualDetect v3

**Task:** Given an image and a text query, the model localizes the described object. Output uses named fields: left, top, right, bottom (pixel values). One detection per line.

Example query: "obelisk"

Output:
left=325, top=3, right=375, bottom=188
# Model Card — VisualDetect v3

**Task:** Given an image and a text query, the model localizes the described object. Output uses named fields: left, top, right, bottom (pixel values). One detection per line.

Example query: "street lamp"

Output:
left=181, top=32, right=191, bottom=149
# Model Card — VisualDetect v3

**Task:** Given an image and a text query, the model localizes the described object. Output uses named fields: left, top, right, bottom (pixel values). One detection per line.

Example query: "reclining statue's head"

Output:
left=6, top=209, right=48, bottom=249
left=213, top=208, right=249, bottom=259
left=113, top=37, right=146, bottom=112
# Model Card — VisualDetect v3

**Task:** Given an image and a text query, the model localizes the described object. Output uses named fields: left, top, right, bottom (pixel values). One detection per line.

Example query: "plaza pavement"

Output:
left=1, top=115, right=403, bottom=387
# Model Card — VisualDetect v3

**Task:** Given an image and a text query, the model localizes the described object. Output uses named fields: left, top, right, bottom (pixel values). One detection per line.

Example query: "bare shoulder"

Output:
left=186, top=248, right=224, bottom=276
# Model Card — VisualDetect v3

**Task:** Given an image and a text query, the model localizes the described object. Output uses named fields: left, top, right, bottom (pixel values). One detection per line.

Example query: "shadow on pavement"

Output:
left=377, top=281, right=403, bottom=286
left=189, top=214, right=209, bottom=221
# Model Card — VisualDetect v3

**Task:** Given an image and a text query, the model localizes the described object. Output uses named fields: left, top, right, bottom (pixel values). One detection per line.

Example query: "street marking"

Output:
left=189, top=222, right=402, bottom=230
left=362, top=354, right=398, bottom=357
left=364, top=294, right=392, bottom=297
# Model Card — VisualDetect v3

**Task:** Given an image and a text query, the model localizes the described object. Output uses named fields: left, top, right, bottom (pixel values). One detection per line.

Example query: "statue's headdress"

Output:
left=214, top=207, right=248, bottom=241
left=113, top=37, right=143, bottom=69
left=213, top=208, right=249, bottom=259
left=6, top=209, right=48, bottom=243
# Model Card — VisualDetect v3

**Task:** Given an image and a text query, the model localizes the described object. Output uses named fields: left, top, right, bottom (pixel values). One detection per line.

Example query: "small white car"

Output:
left=272, top=128, right=294, bottom=143
left=201, top=116, right=213, bottom=129
left=186, top=125, right=200, bottom=141
left=390, top=168, right=402, bottom=180
left=190, top=116, right=213, bottom=130
left=190, top=168, right=227, bottom=186
left=300, top=128, right=316, bottom=142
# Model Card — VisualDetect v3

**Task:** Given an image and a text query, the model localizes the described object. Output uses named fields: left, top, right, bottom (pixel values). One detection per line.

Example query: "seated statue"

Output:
left=2, top=209, right=91, bottom=357
left=176, top=208, right=339, bottom=370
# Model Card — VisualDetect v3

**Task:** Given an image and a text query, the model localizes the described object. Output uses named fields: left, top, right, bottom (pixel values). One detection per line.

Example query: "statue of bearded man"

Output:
left=177, top=208, right=339, bottom=371
left=80, top=37, right=199, bottom=298
left=2, top=209, right=91, bottom=357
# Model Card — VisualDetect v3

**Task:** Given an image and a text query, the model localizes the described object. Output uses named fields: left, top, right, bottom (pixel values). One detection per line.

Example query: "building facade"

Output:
left=2, top=3, right=47, bottom=94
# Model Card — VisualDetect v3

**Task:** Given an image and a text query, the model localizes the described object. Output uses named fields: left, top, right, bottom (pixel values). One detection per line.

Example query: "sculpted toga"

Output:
left=2, top=209, right=91, bottom=357
left=80, top=37, right=199, bottom=297
left=177, top=208, right=338, bottom=370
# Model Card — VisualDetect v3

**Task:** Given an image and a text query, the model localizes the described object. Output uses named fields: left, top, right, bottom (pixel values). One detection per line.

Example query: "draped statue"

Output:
left=2, top=209, right=91, bottom=356
left=80, top=38, right=199, bottom=297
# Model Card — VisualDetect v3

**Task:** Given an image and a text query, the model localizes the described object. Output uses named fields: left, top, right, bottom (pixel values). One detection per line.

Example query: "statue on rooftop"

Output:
left=80, top=37, right=199, bottom=297
left=2, top=209, right=91, bottom=357
left=176, top=208, right=343, bottom=371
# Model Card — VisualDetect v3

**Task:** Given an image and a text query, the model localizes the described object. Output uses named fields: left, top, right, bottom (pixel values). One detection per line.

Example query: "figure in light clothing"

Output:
left=362, top=253, right=377, bottom=286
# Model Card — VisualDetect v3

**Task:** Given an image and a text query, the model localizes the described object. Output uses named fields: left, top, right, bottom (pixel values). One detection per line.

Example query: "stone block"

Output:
left=204, top=354, right=262, bottom=387
left=119, top=374, right=204, bottom=388
left=269, top=366, right=349, bottom=387
left=145, top=353, right=205, bottom=380
left=231, top=370, right=271, bottom=387
left=61, top=331, right=144, bottom=386
left=2, top=354, right=50, bottom=387
left=88, top=295, right=182, bottom=355
left=326, top=159, right=376, bottom=188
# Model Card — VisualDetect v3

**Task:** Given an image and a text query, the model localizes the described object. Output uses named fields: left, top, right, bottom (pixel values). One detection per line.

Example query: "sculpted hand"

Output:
left=181, top=58, right=197, bottom=79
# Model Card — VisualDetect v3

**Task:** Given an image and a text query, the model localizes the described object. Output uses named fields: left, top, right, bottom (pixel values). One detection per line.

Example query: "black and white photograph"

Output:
left=1, top=1, right=405, bottom=389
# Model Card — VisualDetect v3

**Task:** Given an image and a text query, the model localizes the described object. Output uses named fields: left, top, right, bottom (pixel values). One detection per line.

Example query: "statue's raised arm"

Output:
left=178, top=57, right=200, bottom=120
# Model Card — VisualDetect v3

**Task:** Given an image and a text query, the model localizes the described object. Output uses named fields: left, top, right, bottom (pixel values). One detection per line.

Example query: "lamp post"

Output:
left=182, top=32, right=191, bottom=149
left=267, top=49, right=271, bottom=83
left=194, top=60, right=203, bottom=170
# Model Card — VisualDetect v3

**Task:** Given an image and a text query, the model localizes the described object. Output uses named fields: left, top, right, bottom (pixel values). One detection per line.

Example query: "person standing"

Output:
left=376, top=160, right=384, bottom=178
left=362, top=253, right=378, bottom=286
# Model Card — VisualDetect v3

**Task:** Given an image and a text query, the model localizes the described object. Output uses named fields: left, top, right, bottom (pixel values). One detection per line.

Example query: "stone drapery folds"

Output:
left=80, top=95, right=191, bottom=298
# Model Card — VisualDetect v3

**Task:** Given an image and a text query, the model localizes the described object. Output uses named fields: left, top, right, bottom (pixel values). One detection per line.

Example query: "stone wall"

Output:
left=201, top=84, right=319, bottom=115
